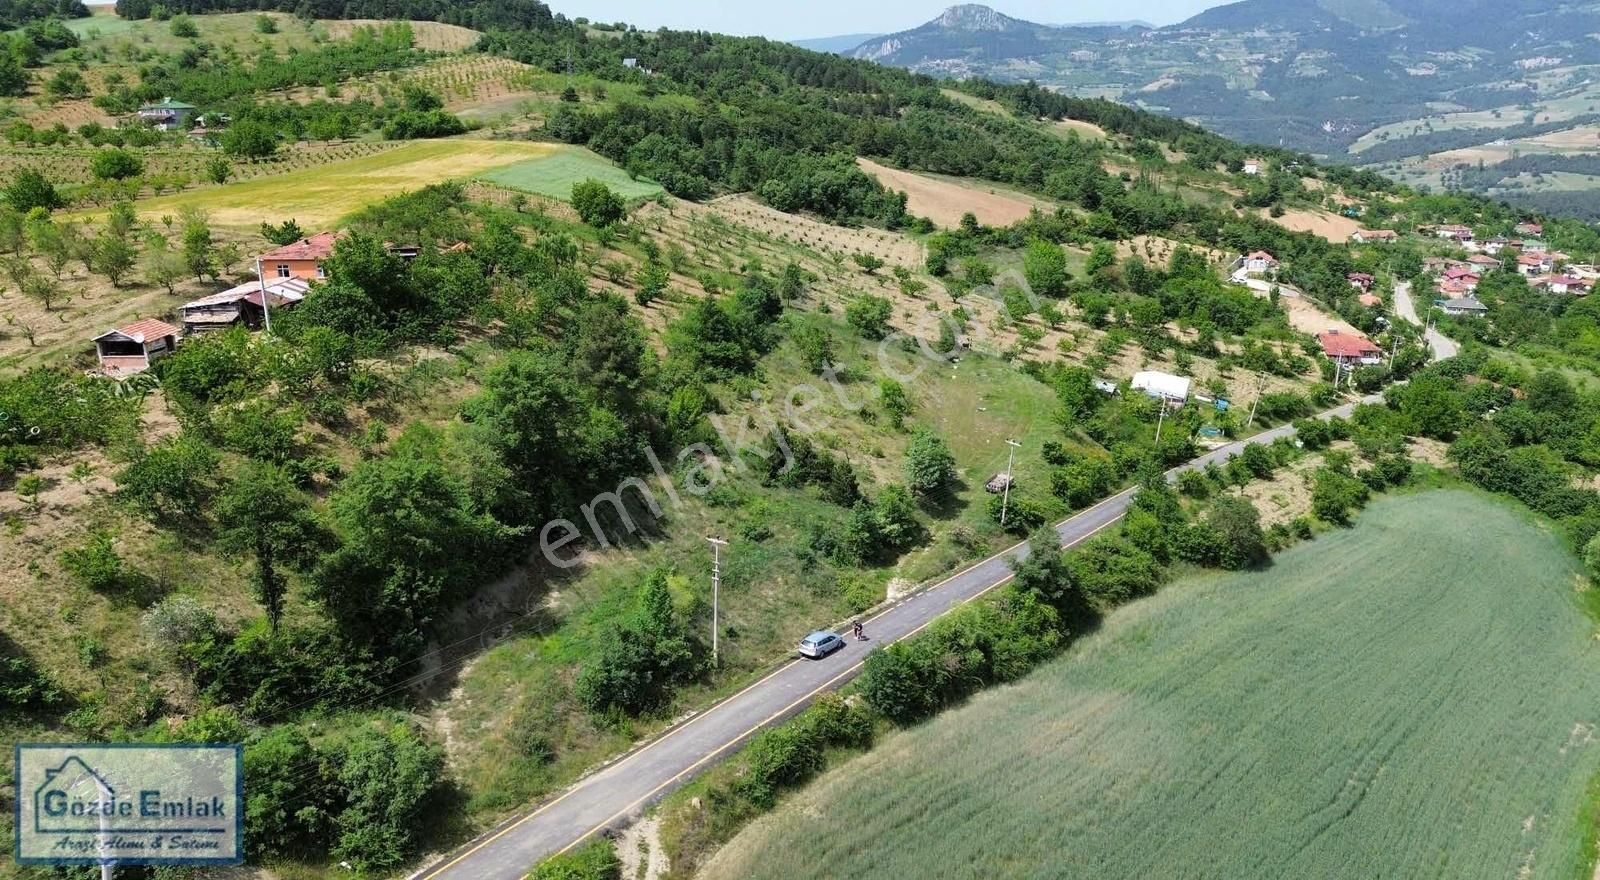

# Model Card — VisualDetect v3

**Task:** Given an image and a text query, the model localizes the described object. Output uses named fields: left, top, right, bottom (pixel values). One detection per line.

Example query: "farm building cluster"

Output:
left=92, top=233, right=343, bottom=376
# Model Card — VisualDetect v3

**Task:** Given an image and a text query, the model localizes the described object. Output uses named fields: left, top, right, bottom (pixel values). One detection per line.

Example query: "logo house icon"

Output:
left=34, top=756, right=115, bottom=834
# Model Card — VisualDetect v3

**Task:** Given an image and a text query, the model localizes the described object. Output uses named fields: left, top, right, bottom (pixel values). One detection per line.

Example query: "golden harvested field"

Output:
left=1053, top=118, right=1108, bottom=141
left=108, top=139, right=556, bottom=229
left=1262, top=207, right=1362, bottom=244
left=318, top=19, right=483, bottom=51
left=856, top=158, right=1052, bottom=229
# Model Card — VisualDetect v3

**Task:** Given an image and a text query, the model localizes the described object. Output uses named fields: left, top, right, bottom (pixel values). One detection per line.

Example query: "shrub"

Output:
left=91, top=148, right=143, bottom=181
left=59, top=532, right=130, bottom=592
left=845, top=294, right=893, bottom=340
left=575, top=570, right=699, bottom=716
left=532, top=838, right=621, bottom=880
left=328, top=715, right=445, bottom=873
left=115, top=434, right=219, bottom=521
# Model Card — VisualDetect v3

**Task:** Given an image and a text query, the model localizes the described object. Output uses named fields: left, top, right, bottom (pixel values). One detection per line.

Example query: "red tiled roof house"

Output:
left=1318, top=330, right=1383, bottom=366
left=256, top=231, right=342, bottom=281
left=93, top=318, right=179, bottom=376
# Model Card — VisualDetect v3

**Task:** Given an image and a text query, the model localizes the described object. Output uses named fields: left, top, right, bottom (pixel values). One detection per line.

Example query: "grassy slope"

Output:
left=478, top=147, right=664, bottom=201
left=701, top=489, right=1600, bottom=880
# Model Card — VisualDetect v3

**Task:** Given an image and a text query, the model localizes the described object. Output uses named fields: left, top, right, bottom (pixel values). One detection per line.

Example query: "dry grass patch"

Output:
left=318, top=19, right=482, bottom=51
left=856, top=158, right=1050, bottom=229
left=1262, top=207, right=1362, bottom=244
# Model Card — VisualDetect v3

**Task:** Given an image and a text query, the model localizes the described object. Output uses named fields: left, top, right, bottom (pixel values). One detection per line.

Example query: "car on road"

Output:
left=798, top=630, right=845, bottom=659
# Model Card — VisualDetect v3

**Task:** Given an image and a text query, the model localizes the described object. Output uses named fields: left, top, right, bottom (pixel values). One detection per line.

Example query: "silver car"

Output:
left=798, top=630, right=845, bottom=659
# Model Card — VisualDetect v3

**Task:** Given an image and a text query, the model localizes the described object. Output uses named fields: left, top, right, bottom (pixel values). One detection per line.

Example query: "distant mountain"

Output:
left=789, top=33, right=882, bottom=55
left=849, top=2, right=1600, bottom=206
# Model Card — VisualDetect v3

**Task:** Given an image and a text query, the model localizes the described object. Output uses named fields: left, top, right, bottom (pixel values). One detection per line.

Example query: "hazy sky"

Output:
left=550, top=1, right=1227, bottom=40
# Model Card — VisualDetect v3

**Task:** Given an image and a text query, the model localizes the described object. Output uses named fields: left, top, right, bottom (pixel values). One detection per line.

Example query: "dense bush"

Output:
left=575, top=570, right=699, bottom=717
left=532, top=839, right=622, bottom=880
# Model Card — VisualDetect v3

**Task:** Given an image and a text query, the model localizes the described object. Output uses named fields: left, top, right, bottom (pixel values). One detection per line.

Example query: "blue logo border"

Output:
left=14, top=742, right=245, bottom=867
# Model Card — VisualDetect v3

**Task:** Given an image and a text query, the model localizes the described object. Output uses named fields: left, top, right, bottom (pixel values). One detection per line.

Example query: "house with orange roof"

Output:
left=93, top=318, right=180, bottom=376
left=1318, top=330, right=1383, bottom=366
left=256, top=231, right=343, bottom=281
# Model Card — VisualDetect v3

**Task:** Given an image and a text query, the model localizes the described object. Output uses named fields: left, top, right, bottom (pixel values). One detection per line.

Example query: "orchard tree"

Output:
left=904, top=429, right=957, bottom=496
left=1022, top=239, right=1068, bottom=298
left=215, top=463, right=324, bottom=636
left=92, top=234, right=136, bottom=286
left=570, top=179, right=625, bottom=227
left=221, top=120, right=280, bottom=160
left=91, top=148, right=142, bottom=181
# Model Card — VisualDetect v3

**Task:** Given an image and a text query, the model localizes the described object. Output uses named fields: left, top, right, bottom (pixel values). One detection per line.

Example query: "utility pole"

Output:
left=254, top=256, right=272, bottom=333
left=1155, top=401, right=1168, bottom=444
left=999, top=438, right=1021, bottom=526
left=707, top=536, right=727, bottom=667
left=1245, top=372, right=1265, bottom=428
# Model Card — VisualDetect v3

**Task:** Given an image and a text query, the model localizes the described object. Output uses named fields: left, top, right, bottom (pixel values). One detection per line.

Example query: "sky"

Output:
left=549, top=1, right=1227, bottom=40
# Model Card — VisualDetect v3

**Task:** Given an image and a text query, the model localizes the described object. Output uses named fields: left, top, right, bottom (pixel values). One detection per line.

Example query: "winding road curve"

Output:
left=408, top=401, right=1371, bottom=880
left=1392, top=280, right=1459, bottom=361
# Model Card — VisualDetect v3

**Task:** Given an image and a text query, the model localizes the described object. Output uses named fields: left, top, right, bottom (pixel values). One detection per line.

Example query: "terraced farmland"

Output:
left=702, top=490, right=1600, bottom=880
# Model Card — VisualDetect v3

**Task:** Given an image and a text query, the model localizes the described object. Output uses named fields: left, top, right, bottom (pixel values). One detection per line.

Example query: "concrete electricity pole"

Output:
left=707, top=536, right=728, bottom=667
left=999, top=438, right=1021, bottom=526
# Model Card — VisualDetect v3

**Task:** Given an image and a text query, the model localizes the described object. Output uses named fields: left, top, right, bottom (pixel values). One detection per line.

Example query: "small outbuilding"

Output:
left=1132, top=370, right=1192, bottom=403
left=94, top=318, right=180, bottom=376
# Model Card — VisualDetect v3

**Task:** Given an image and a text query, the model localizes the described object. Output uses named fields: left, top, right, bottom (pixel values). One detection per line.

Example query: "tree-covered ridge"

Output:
left=114, top=0, right=553, bottom=31
left=0, top=0, right=86, bottom=30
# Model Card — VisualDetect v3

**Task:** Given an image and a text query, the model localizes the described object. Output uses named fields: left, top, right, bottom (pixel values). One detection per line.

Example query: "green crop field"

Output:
left=476, top=146, right=664, bottom=201
left=702, top=490, right=1600, bottom=880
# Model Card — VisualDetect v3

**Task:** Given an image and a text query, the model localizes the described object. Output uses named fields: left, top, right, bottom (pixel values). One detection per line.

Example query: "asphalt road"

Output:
left=1392, top=281, right=1459, bottom=361
left=408, top=403, right=1365, bottom=880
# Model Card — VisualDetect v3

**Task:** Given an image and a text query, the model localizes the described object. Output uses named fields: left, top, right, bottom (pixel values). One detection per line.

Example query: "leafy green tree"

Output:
left=575, top=570, right=699, bottom=716
left=635, top=259, right=668, bottom=305
left=215, top=463, right=324, bottom=635
left=260, top=219, right=305, bottom=246
left=169, top=14, right=198, bottom=37
left=904, top=429, right=956, bottom=496
left=845, top=294, right=892, bottom=339
left=115, top=433, right=219, bottom=521
left=852, top=253, right=884, bottom=275
left=221, top=119, right=279, bottom=159
left=570, top=179, right=625, bottom=227
left=329, top=715, right=444, bottom=873
left=181, top=207, right=214, bottom=280
left=879, top=377, right=910, bottom=428
left=1023, top=239, right=1068, bottom=298
left=791, top=322, right=834, bottom=374
left=91, top=147, right=143, bottom=181
left=45, top=68, right=87, bottom=99
left=0, top=52, right=28, bottom=98
left=7, top=170, right=60, bottom=213
left=312, top=435, right=517, bottom=655
left=1206, top=495, right=1267, bottom=569
left=244, top=725, right=329, bottom=861
left=206, top=156, right=231, bottom=184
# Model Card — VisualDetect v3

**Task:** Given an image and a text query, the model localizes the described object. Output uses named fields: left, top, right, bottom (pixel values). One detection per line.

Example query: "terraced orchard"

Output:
left=701, top=490, right=1600, bottom=880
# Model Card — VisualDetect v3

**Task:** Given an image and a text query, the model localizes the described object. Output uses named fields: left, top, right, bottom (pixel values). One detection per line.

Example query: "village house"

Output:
left=1517, top=253, right=1553, bottom=276
left=1466, top=255, right=1500, bottom=269
left=1350, top=229, right=1397, bottom=244
left=1438, top=296, right=1489, bottom=318
left=1318, top=330, right=1383, bottom=366
left=137, top=97, right=199, bottom=131
left=1132, top=370, right=1192, bottom=403
left=1437, top=279, right=1473, bottom=298
left=257, top=231, right=342, bottom=280
left=1515, top=221, right=1544, bottom=237
left=93, top=318, right=180, bottom=376
left=1440, top=267, right=1480, bottom=290
left=179, top=277, right=309, bottom=334
left=1346, top=272, right=1375, bottom=291
left=1537, top=275, right=1592, bottom=296
left=1433, top=224, right=1473, bottom=242
left=1478, top=236, right=1512, bottom=255
left=1242, top=157, right=1264, bottom=175
left=1243, top=250, right=1279, bottom=274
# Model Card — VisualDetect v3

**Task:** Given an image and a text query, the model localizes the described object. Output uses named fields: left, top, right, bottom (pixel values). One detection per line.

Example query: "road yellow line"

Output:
left=412, top=487, right=1136, bottom=879
left=549, top=509, right=1130, bottom=858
